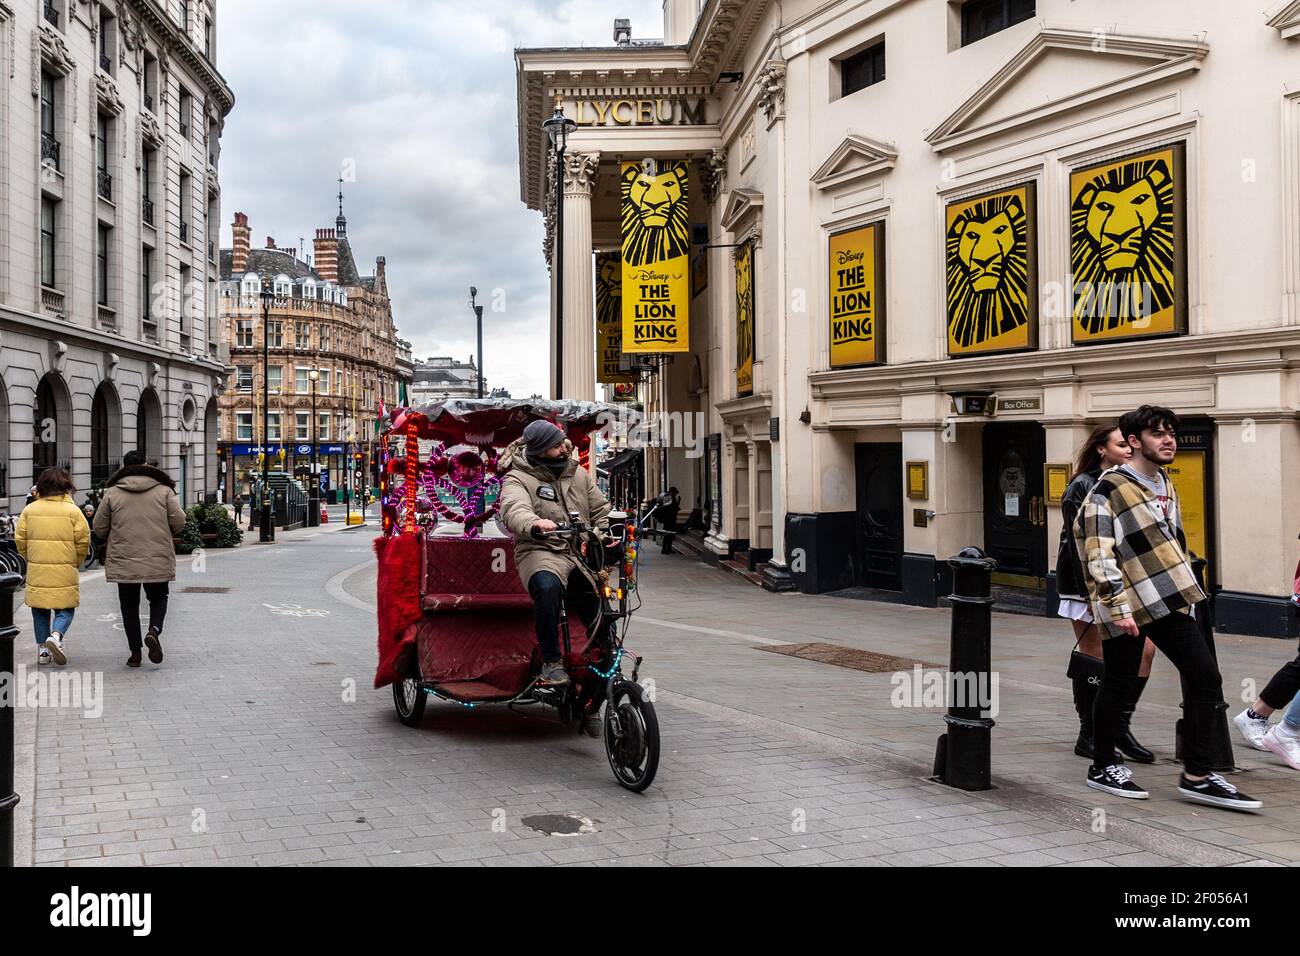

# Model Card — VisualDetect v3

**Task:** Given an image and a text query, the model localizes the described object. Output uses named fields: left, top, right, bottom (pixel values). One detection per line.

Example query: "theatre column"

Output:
left=560, top=151, right=599, bottom=401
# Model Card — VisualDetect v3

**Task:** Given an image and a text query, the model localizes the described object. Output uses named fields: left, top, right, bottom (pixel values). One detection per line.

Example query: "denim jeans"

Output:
left=32, top=607, right=75, bottom=645
left=1283, top=693, right=1300, bottom=731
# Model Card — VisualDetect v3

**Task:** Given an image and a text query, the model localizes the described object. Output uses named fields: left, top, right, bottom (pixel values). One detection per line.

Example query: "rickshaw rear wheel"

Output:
left=604, top=680, right=659, bottom=792
left=394, top=678, right=427, bottom=727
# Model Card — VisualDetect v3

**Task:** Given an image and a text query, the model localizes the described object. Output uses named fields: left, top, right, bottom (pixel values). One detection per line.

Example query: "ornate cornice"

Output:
left=811, top=134, right=898, bottom=192
left=94, top=70, right=124, bottom=115
left=562, top=150, right=600, bottom=195
left=1267, top=0, right=1300, bottom=38
left=125, top=0, right=234, bottom=116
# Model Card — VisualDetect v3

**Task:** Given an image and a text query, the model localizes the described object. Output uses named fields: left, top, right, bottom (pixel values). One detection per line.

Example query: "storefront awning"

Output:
left=597, top=447, right=642, bottom=478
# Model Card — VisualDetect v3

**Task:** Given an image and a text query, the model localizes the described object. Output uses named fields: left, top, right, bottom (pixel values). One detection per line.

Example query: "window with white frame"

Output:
left=236, top=319, right=253, bottom=347
left=274, top=274, right=291, bottom=297
left=320, top=324, right=331, bottom=350
left=296, top=322, right=311, bottom=349
left=267, top=412, right=281, bottom=441
left=318, top=369, right=330, bottom=393
left=236, top=364, right=253, bottom=390
left=267, top=365, right=282, bottom=393
left=295, top=411, right=310, bottom=441
left=318, top=413, right=330, bottom=440
left=236, top=411, right=253, bottom=440
left=241, top=272, right=259, bottom=296
left=268, top=321, right=283, bottom=348
left=303, top=282, right=316, bottom=300
left=295, top=367, right=310, bottom=393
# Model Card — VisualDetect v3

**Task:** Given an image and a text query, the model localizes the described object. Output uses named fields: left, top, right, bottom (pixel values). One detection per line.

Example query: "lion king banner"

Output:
left=595, top=252, right=635, bottom=385
left=620, top=160, right=690, bottom=353
left=735, top=240, right=754, bottom=396
left=945, top=183, right=1036, bottom=356
left=1070, top=144, right=1185, bottom=343
left=829, top=222, right=885, bottom=367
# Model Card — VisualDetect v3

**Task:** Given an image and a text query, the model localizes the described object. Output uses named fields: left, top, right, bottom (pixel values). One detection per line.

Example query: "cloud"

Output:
left=217, top=0, right=663, bottom=398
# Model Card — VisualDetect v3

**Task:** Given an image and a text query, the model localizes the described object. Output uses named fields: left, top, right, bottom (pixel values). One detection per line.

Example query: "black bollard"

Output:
left=0, top=571, right=22, bottom=867
left=933, top=547, right=998, bottom=791
left=1174, top=557, right=1236, bottom=771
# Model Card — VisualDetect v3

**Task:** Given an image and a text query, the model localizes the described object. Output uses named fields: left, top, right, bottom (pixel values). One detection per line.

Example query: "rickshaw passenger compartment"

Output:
left=414, top=534, right=591, bottom=693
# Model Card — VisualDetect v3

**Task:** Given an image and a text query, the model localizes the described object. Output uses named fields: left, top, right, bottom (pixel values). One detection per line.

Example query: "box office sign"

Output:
left=945, top=183, right=1037, bottom=356
left=828, top=222, right=885, bottom=367
left=735, top=240, right=755, bottom=396
left=595, top=252, right=635, bottom=385
left=1070, top=144, right=1187, bottom=344
left=621, top=160, right=690, bottom=353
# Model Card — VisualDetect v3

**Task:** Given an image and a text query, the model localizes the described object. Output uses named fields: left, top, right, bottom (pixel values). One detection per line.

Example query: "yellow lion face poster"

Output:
left=595, top=252, right=634, bottom=385
left=735, top=241, right=754, bottom=396
left=1070, top=145, right=1185, bottom=343
left=620, top=160, right=690, bottom=353
left=945, top=183, right=1036, bottom=356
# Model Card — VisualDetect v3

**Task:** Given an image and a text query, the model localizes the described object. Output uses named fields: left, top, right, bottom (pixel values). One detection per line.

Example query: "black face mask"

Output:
left=528, top=453, right=567, bottom=478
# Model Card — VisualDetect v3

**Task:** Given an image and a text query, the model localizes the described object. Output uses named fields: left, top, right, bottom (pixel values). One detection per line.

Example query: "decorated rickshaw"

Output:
left=372, top=398, right=661, bottom=792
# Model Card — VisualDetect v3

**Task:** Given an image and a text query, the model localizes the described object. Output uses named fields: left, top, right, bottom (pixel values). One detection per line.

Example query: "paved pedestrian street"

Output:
left=10, top=524, right=1299, bottom=867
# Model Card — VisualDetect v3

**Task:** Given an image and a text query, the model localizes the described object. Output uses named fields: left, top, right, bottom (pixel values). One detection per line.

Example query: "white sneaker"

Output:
left=37, top=648, right=52, bottom=666
left=1232, top=709, right=1270, bottom=751
left=1262, top=724, right=1300, bottom=771
left=43, top=633, right=67, bottom=665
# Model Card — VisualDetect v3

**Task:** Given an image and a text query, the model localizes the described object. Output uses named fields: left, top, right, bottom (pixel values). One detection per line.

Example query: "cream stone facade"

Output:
left=516, top=0, right=1300, bottom=636
left=0, top=0, right=231, bottom=512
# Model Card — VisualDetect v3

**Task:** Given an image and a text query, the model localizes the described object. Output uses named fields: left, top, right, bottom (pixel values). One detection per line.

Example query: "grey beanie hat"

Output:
left=523, top=419, right=566, bottom=457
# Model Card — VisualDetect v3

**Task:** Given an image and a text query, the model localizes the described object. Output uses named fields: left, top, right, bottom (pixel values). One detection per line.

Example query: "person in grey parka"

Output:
left=93, top=450, right=187, bottom=667
left=496, top=420, right=611, bottom=686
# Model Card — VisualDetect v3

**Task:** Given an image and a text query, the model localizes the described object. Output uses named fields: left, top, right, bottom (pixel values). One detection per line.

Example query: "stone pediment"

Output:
left=926, top=26, right=1209, bottom=152
left=811, top=134, right=898, bottom=191
left=1268, top=1, right=1300, bottom=38
left=721, top=187, right=763, bottom=233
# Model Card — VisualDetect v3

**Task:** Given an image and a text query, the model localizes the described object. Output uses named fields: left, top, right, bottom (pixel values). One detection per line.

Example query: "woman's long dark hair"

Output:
left=1072, top=424, right=1121, bottom=480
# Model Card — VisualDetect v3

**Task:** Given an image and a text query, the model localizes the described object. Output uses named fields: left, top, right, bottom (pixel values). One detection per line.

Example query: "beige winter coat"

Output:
left=495, top=438, right=611, bottom=590
left=92, top=465, right=187, bottom=584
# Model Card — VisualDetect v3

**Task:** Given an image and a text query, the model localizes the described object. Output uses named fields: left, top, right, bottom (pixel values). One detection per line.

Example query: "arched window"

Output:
left=241, top=272, right=260, bottom=296
left=302, top=281, right=316, bottom=300
left=273, top=274, right=291, bottom=297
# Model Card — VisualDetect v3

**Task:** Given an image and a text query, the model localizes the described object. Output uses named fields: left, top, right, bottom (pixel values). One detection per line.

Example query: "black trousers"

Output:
left=1260, top=644, right=1300, bottom=710
left=527, top=568, right=605, bottom=662
left=1095, top=609, right=1221, bottom=775
left=117, top=582, right=170, bottom=651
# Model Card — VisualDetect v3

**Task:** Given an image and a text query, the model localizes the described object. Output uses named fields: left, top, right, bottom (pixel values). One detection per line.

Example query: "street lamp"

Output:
left=469, top=286, right=484, bottom=398
left=307, top=367, right=320, bottom=527
left=258, top=283, right=275, bottom=542
left=542, top=101, right=575, bottom=398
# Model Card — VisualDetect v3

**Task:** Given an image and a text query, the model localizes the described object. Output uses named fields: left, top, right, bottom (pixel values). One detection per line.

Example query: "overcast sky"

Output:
left=217, top=0, right=662, bottom=399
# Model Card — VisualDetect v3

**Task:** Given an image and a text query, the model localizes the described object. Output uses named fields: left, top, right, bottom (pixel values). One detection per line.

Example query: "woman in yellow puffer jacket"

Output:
left=16, top=467, right=89, bottom=666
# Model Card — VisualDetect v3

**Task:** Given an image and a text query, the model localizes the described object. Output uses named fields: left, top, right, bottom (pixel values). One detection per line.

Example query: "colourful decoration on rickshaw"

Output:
left=421, top=443, right=502, bottom=537
left=402, top=418, right=421, bottom=534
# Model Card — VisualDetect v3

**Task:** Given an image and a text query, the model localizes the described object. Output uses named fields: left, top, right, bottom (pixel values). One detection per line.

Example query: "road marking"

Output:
left=638, top=616, right=793, bottom=647
left=324, top=560, right=378, bottom=614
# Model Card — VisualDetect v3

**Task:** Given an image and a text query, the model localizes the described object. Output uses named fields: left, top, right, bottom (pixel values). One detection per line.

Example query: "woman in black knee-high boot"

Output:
left=1057, top=425, right=1154, bottom=763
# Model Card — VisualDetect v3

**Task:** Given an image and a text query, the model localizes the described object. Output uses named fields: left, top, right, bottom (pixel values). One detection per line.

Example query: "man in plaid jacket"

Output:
left=1075, top=405, right=1261, bottom=811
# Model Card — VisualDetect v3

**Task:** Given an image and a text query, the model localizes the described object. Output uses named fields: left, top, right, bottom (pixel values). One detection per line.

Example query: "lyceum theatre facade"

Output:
left=515, top=0, right=1300, bottom=638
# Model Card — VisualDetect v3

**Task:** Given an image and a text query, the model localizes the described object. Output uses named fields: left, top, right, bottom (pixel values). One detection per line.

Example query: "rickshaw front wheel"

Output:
left=394, top=678, right=427, bottom=727
left=604, top=680, right=659, bottom=792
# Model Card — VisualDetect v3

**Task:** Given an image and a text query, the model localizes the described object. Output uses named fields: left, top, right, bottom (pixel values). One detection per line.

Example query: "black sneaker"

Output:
left=1087, top=764, right=1149, bottom=799
left=1177, top=773, right=1262, bottom=811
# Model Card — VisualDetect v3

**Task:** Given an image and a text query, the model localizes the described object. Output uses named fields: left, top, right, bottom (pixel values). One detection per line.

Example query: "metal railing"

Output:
left=41, top=132, right=60, bottom=170
left=43, top=0, right=58, bottom=27
left=144, top=92, right=153, bottom=111
left=97, top=167, right=113, bottom=201
left=142, top=195, right=154, bottom=225
left=142, top=317, right=158, bottom=342
left=180, top=220, right=189, bottom=244
left=99, top=52, right=111, bottom=72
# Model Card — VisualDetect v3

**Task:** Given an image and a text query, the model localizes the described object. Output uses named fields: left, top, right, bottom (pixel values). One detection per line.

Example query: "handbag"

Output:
left=1066, top=642, right=1105, bottom=683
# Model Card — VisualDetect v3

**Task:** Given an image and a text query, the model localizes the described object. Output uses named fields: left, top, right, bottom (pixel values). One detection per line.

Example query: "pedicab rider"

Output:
left=497, top=420, right=612, bottom=687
